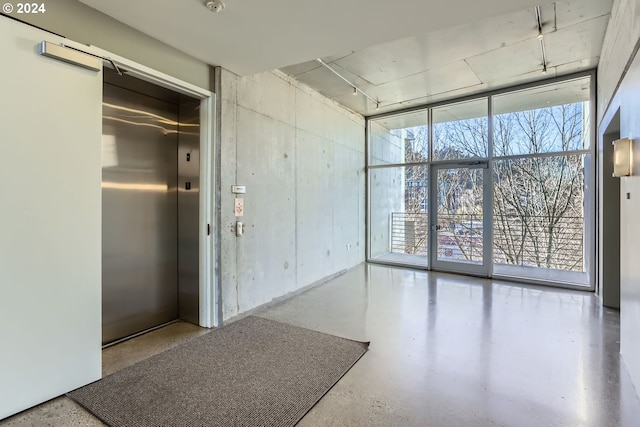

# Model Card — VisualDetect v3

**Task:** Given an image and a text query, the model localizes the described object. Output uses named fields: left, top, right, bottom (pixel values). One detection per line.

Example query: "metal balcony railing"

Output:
left=389, top=212, right=585, bottom=271
left=390, top=212, right=428, bottom=255
left=493, top=214, right=584, bottom=271
left=435, top=213, right=483, bottom=263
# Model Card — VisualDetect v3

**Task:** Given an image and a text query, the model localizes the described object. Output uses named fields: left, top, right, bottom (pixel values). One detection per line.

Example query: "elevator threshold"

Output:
left=102, top=319, right=181, bottom=349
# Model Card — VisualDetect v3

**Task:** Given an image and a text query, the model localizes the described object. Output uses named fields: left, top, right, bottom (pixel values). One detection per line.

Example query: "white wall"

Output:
left=17, top=0, right=211, bottom=90
left=598, top=0, right=640, bottom=124
left=598, top=0, right=640, bottom=396
left=219, top=69, right=365, bottom=319
left=599, top=121, right=621, bottom=308
left=0, top=16, right=102, bottom=418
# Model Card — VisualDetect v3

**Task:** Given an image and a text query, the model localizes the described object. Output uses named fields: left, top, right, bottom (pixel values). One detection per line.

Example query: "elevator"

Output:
left=101, top=69, right=201, bottom=345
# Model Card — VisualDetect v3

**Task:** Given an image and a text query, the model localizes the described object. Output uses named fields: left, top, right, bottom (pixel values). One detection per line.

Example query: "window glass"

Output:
left=493, top=78, right=591, bottom=157
left=369, top=165, right=429, bottom=268
left=493, top=154, right=587, bottom=272
left=369, top=111, right=428, bottom=165
left=432, top=98, right=488, bottom=160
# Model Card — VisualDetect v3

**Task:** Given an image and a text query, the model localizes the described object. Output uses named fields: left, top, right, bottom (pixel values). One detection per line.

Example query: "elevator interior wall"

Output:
left=102, top=70, right=200, bottom=344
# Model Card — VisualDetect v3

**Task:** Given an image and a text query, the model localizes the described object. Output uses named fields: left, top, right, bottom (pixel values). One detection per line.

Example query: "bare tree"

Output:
left=399, top=102, right=586, bottom=270
left=493, top=104, right=585, bottom=270
left=434, top=117, right=488, bottom=159
left=394, top=128, right=429, bottom=255
left=435, top=166, right=484, bottom=262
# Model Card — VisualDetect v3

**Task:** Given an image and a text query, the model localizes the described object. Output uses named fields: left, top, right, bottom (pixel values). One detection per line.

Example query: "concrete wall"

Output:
left=218, top=69, right=365, bottom=320
left=16, top=2, right=366, bottom=323
left=15, top=0, right=211, bottom=89
left=598, top=0, right=640, bottom=396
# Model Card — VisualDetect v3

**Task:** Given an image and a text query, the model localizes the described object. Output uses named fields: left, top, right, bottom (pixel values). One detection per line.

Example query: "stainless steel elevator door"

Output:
left=102, top=83, right=179, bottom=345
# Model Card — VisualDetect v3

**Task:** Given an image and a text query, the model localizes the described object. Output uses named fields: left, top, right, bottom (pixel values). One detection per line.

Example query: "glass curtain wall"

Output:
left=491, top=77, right=592, bottom=286
left=369, top=111, right=429, bottom=268
left=367, top=74, right=594, bottom=288
left=431, top=100, right=489, bottom=275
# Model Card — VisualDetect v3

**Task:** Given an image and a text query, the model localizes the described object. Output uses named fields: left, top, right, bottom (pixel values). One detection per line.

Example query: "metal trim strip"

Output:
left=38, top=41, right=101, bottom=71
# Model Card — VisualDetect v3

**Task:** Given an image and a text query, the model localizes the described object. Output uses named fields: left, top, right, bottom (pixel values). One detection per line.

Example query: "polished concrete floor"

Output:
left=2, top=263, right=640, bottom=426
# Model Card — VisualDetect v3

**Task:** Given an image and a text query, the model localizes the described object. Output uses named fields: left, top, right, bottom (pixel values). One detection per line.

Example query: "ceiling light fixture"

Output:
left=204, top=0, right=225, bottom=13
left=315, top=58, right=380, bottom=112
left=539, top=38, right=548, bottom=74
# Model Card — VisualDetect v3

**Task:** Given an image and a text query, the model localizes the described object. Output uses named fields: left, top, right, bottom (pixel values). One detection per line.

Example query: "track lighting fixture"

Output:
left=535, top=6, right=548, bottom=75
left=315, top=58, right=381, bottom=111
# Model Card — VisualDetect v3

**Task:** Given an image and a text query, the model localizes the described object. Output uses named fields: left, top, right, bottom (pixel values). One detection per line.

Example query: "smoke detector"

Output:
left=203, top=0, right=225, bottom=12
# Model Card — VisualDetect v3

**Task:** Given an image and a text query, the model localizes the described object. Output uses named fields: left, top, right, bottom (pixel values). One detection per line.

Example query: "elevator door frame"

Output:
left=92, top=46, right=218, bottom=328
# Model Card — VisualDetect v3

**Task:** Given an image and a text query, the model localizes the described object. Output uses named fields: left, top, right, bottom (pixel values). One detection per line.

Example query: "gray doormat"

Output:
left=68, top=316, right=368, bottom=427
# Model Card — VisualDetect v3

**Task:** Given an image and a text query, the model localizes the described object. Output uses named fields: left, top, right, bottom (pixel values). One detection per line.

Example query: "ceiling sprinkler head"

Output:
left=204, top=0, right=225, bottom=12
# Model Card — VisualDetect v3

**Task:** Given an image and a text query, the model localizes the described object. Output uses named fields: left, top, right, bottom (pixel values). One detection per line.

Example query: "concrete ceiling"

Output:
left=78, top=0, right=556, bottom=77
left=79, top=0, right=611, bottom=117
left=282, top=0, right=611, bottom=116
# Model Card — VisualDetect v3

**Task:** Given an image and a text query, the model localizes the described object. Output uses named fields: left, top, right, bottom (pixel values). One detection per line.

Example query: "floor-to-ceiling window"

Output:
left=430, top=99, right=491, bottom=276
left=491, top=77, right=592, bottom=286
left=369, top=111, right=430, bottom=268
left=367, top=73, right=594, bottom=289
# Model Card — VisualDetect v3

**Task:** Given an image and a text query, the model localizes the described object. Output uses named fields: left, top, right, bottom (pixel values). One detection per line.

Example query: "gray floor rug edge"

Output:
left=67, top=316, right=369, bottom=427
left=252, top=315, right=372, bottom=348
